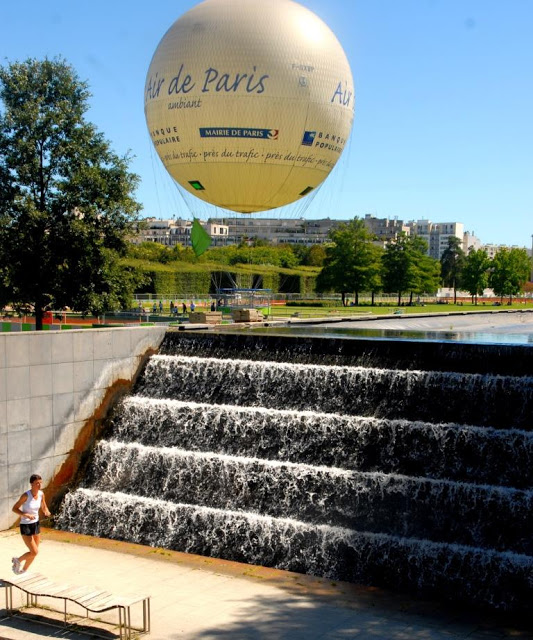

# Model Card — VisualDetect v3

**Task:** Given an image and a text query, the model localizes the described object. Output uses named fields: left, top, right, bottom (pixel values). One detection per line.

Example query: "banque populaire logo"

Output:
left=302, top=130, right=346, bottom=153
left=301, top=131, right=316, bottom=146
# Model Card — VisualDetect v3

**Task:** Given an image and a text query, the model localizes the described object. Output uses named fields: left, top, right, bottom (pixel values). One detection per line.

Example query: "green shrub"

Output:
left=120, top=257, right=320, bottom=297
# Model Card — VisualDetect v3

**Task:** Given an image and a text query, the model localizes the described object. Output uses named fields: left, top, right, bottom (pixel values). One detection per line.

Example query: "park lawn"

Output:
left=267, top=301, right=533, bottom=318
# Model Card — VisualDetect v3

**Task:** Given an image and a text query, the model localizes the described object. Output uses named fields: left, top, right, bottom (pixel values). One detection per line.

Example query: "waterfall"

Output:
left=137, top=355, right=533, bottom=428
left=57, top=333, right=533, bottom=614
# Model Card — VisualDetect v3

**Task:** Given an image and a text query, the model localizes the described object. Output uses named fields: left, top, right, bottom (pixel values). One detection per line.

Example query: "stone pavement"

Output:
left=0, top=529, right=531, bottom=640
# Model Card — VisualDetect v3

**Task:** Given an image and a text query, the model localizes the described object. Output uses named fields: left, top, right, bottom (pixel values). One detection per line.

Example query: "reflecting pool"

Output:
left=247, top=324, right=533, bottom=345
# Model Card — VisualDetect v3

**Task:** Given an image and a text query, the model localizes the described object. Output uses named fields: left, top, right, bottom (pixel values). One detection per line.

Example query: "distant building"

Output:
left=203, top=221, right=230, bottom=246
left=363, top=215, right=474, bottom=260
left=134, top=218, right=186, bottom=246
left=481, top=243, right=528, bottom=260
left=480, top=244, right=500, bottom=260
left=212, top=217, right=341, bottom=245
left=134, top=217, right=229, bottom=247
left=406, top=220, right=464, bottom=260
left=362, top=214, right=410, bottom=243
left=463, top=230, right=482, bottom=253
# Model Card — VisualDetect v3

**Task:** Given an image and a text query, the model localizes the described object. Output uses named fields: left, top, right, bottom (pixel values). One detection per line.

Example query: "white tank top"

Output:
left=20, top=489, right=43, bottom=524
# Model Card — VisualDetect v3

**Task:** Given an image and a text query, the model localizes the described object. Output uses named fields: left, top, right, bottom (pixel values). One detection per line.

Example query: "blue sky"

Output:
left=1, top=0, right=532, bottom=248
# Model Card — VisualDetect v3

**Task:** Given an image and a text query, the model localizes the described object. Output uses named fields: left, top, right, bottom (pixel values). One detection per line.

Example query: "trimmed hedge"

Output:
left=233, top=263, right=318, bottom=295
left=122, top=259, right=211, bottom=295
left=121, top=258, right=320, bottom=296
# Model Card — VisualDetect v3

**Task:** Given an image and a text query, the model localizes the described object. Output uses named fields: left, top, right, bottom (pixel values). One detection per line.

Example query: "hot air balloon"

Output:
left=144, top=0, right=354, bottom=214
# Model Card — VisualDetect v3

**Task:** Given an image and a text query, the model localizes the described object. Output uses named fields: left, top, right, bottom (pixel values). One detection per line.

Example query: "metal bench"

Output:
left=2, top=571, right=150, bottom=639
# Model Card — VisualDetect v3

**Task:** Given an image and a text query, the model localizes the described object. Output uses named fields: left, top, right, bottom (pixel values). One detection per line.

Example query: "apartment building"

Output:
left=212, top=217, right=341, bottom=245
left=403, top=220, right=464, bottom=260
left=463, top=230, right=482, bottom=253
left=362, top=214, right=410, bottom=243
left=481, top=244, right=521, bottom=259
left=134, top=217, right=229, bottom=247
left=361, top=216, right=486, bottom=258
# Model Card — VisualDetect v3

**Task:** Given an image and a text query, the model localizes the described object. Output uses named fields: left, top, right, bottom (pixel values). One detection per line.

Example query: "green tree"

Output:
left=0, top=58, right=141, bottom=328
left=276, top=245, right=299, bottom=269
left=288, top=244, right=309, bottom=266
left=489, top=247, right=531, bottom=303
left=128, top=241, right=176, bottom=264
left=212, top=244, right=299, bottom=269
left=440, top=236, right=466, bottom=303
left=289, top=244, right=327, bottom=268
left=411, top=252, right=441, bottom=303
left=462, top=249, right=490, bottom=304
left=366, top=243, right=384, bottom=305
left=381, top=234, right=431, bottom=305
left=306, top=244, right=326, bottom=267
left=316, top=218, right=381, bottom=305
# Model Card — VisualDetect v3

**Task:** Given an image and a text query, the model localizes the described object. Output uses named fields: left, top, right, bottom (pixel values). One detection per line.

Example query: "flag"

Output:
left=191, top=218, right=212, bottom=257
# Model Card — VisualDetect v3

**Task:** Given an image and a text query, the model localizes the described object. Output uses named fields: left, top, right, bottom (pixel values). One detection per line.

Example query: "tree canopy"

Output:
left=489, top=247, right=531, bottom=302
left=315, top=218, right=382, bottom=305
left=201, top=243, right=299, bottom=269
left=0, top=57, right=142, bottom=328
left=462, top=248, right=490, bottom=304
left=381, top=234, right=439, bottom=305
left=440, top=236, right=466, bottom=303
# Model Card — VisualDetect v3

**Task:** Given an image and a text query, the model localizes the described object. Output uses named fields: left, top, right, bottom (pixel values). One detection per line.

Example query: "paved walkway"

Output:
left=0, top=529, right=531, bottom=640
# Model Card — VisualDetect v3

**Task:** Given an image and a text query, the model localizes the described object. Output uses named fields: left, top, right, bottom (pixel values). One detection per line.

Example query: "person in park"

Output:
left=11, top=474, right=51, bottom=574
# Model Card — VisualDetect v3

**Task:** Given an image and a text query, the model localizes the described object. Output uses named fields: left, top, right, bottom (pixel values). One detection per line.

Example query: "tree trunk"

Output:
left=371, top=291, right=375, bottom=306
left=397, top=292, right=402, bottom=306
left=341, top=292, right=346, bottom=307
left=35, top=305, right=43, bottom=331
left=354, top=291, right=359, bottom=305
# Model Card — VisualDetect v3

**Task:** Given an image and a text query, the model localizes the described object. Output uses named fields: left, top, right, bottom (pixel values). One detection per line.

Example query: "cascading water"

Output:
left=57, top=332, right=533, bottom=614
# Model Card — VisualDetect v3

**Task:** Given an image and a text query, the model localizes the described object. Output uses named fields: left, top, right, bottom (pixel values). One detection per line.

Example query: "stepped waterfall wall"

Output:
left=56, top=332, right=533, bottom=613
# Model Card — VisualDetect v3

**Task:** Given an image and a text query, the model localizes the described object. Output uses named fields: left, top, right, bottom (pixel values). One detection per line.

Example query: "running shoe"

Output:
left=11, top=557, right=21, bottom=573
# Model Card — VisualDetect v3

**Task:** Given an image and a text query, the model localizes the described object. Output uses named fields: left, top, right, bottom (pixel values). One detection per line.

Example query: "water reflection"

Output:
left=249, top=325, right=533, bottom=345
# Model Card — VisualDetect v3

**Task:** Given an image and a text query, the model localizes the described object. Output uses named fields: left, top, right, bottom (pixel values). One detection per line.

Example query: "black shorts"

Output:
left=20, top=522, right=40, bottom=536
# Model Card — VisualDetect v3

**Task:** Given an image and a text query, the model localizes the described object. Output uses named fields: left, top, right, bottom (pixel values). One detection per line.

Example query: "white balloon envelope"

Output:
left=145, top=0, right=354, bottom=213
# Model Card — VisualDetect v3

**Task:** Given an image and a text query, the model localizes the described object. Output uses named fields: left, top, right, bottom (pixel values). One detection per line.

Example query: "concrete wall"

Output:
left=0, top=326, right=166, bottom=530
